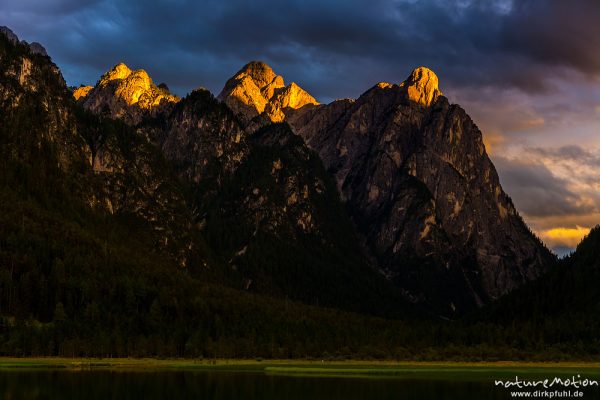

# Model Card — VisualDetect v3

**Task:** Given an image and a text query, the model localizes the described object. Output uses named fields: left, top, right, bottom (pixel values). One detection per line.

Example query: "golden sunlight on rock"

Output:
left=376, top=82, right=393, bottom=90
left=399, top=66, right=442, bottom=106
left=104, top=62, right=132, bottom=81
left=539, top=225, right=590, bottom=249
left=96, top=63, right=178, bottom=109
left=217, top=61, right=318, bottom=125
left=81, top=62, right=179, bottom=124
left=273, top=82, right=318, bottom=110
left=73, top=85, right=93, bottom=100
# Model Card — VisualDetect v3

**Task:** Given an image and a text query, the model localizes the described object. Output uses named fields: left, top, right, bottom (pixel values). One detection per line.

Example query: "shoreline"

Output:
left=2, top=358, right=600, bottom=376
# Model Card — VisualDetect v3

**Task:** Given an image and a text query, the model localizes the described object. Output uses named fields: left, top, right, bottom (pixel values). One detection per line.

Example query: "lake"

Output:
left=2, top=367, right=599, bottom=399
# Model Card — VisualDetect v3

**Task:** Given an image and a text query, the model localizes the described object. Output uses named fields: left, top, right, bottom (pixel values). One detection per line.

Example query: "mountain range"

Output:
left=2, top=25, right=595, bottom=359
left=71, top=53, right=554, bottom=315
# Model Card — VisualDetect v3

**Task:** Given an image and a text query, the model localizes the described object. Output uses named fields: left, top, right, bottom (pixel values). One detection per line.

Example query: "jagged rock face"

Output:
left=289, top=67, right=554, bottom=314
left=160, top=89, right=247, bottom=187
left=73, top=85, right=93, bottom=100
left=0, top=30, right=86, bottom=171
left=214, top=124, right=334, bottom=239
left=187, top=122, right=406, bottom=314
left=81, top=63, right=178, bottom=125
left=82, top=115, right=196, bottom=268
left=139, top=90, right=405, bottom=314
left=217, top=61, right=318, bottom=126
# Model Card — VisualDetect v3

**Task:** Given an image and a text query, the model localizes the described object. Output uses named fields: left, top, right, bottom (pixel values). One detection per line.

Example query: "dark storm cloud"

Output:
left=1, top=0, right=599, bottom=100
left=502, top=1, right=600, bottom=79
left=493, top=156, right=593, bottom=218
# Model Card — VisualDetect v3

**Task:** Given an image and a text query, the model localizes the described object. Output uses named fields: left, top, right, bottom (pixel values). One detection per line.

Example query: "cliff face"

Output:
left=79, top=63, right=178, bottom=125
left=0, top=27, right=87, bottom=172
left=288, top=67, right=554, bottom=314
left=160, top=89, right=247, bottom=187
left=145, top=89, right=408, bottom=315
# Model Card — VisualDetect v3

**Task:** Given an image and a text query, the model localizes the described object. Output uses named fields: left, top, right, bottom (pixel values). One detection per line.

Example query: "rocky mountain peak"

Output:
left=274, top=82, right=318, bottom=109
left=399, top=66, right=442, bottom=106
left=218, top=61, right=318, bottom=126
left=290, top=66, right=552, bottom=315
left=1, top=27, right=48, bottom=57
left=73, top=85, right=93, bottom=100
left=97, top=63, right=157, bottom=105
left=80, top=63, right=178, bottom=124
left=102, top=62, right=133, bottom=82
left=238, top=61, right=280, bottom=89
left=0, top=26, right=19, bottom=45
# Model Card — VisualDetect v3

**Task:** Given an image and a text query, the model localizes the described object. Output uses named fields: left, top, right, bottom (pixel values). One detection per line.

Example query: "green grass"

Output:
left=2, top=358, right=600, bottom=380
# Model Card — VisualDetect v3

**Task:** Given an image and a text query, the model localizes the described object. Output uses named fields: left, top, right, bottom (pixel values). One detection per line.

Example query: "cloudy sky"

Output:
left=2, top=0, right=599, bottom=255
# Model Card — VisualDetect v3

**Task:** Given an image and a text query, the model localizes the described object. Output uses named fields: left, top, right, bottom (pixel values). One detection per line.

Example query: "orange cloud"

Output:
left=538, top=225, right=590, bottom=249
left=526, top=213, right=600, bottom=232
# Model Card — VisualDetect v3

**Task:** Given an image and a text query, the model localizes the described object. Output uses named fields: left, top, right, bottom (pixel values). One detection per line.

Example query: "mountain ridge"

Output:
left=1, top=25, right=554, bottom=318
left=68, top=57, right=555, bottom=315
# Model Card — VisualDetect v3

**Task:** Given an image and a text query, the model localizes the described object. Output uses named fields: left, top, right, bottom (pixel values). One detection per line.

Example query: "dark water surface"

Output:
left=0, top=369, right=598, bottom=399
